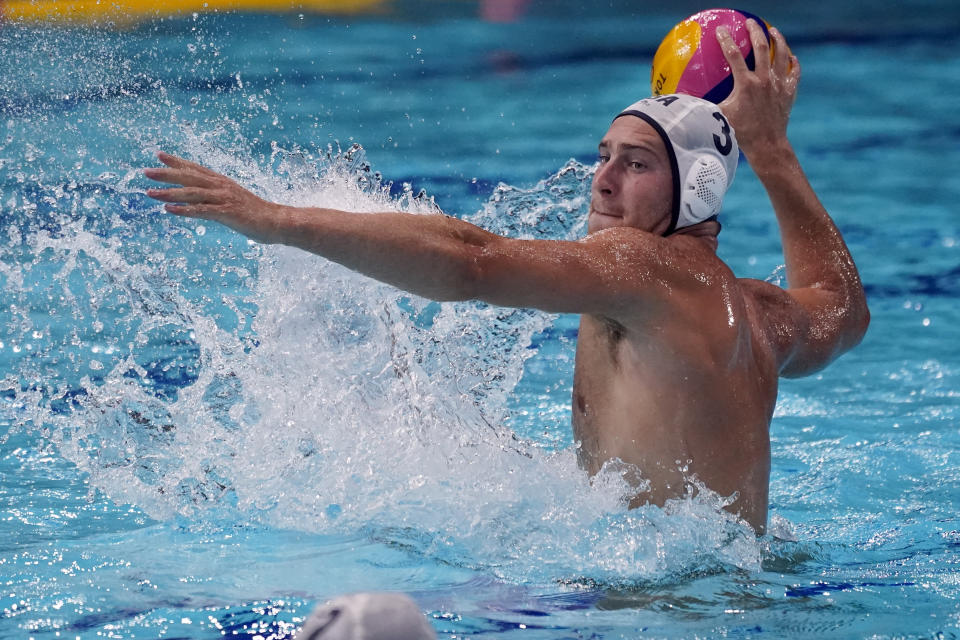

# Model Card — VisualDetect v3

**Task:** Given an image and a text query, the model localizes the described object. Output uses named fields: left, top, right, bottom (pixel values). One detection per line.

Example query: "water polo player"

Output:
left=144, top=21, right=868, bottom=533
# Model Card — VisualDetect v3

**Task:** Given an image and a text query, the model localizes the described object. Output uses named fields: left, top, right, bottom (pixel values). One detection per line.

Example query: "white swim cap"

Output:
left=294, top=592, right=436, bottom=640
left=614, top=94, right=738, bottom=235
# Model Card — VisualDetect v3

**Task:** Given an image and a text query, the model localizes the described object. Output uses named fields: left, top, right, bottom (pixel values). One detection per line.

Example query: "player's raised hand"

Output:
left=716, top=20, right=800, bottom=156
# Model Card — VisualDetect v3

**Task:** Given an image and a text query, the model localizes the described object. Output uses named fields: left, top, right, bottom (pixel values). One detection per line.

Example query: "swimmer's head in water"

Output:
left=613, top=94, right=738, bottom=235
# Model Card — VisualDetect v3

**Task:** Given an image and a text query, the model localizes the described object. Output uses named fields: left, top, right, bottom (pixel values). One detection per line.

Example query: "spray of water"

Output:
left=0, top=20, right=765, bottom=590
left=1, top=139, right=765, bottom=587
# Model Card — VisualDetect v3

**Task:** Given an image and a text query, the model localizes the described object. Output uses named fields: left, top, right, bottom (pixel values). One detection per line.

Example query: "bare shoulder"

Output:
left=585, top=228, right=730, bottom=285
left=739, top=274, right=805, bottom=323
left=590, top=230, right=743, bottom=318
left=741, top=269, right=872, bottom=377
left=590, top=230, right=749, bottom=339
left=737, top=277, right=814, bottom=376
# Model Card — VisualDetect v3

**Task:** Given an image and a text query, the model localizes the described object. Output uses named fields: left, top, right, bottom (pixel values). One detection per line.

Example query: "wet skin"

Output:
left=574, top=116, right=778, bottom=527
left=144, top=21, right=869, bottom=533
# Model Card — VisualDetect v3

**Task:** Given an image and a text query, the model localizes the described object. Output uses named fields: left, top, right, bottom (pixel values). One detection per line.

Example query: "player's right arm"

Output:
left=717, top=20, right=869, bottom=376
left=144, top=153, right=691, bottom=319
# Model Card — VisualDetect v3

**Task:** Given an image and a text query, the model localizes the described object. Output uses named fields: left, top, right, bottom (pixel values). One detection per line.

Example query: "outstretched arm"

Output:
left=144, top=153, right=681, bottom=317
left=717, top=20, right=869, bottom=376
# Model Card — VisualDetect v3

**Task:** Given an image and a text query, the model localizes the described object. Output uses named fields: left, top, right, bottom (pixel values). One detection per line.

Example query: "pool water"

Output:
left=2, top=3, right=960, bottom=638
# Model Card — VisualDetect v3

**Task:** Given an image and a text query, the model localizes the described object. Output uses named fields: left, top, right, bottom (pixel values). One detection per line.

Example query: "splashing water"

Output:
left=0, top=18, right=766, bottom=588
left=1, top=139, right=766, bottom=589
left=5, top=10, right=960, bottom=639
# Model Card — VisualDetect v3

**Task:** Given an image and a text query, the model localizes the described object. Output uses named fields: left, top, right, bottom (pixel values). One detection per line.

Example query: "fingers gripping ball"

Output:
left=651, top=8, right=779, bottom=104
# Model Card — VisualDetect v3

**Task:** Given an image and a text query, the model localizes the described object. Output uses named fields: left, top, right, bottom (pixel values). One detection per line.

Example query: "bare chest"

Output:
left=570, top=313, right=776, bottom=474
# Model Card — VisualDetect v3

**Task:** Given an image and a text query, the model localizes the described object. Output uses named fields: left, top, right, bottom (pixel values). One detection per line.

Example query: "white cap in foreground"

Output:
left=294, top=592, right=437, bottom=640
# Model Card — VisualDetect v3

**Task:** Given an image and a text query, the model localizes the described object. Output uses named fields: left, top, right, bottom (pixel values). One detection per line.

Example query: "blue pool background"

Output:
left=2, top=1, right=959, bottom=638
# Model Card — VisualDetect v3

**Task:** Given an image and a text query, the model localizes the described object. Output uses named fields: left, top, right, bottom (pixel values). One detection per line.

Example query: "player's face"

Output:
left=589, top=117, right=674, bottom=235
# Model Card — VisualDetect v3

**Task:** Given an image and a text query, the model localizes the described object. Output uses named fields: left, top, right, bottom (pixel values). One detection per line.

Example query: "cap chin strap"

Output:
left=663, top=214, right=720, bottom=237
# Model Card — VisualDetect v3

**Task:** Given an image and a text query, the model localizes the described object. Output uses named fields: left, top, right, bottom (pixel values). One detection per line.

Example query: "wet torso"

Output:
left=571, top=255, right=781, bottom=532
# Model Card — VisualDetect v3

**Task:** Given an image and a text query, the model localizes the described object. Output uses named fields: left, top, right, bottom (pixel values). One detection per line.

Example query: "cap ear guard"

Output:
left=679, top=154, right=727, bottom=227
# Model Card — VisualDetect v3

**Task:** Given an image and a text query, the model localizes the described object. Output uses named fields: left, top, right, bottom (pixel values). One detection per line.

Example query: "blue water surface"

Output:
left=2, top=1, right=959, bottom=638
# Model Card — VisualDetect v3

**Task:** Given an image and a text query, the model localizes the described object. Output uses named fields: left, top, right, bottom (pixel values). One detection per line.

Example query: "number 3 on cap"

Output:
left=712, top=112, right=733, bottom=156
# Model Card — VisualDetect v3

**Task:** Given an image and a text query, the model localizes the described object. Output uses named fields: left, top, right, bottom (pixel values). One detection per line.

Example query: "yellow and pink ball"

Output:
left=651, top=8, right=782, bottom=104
